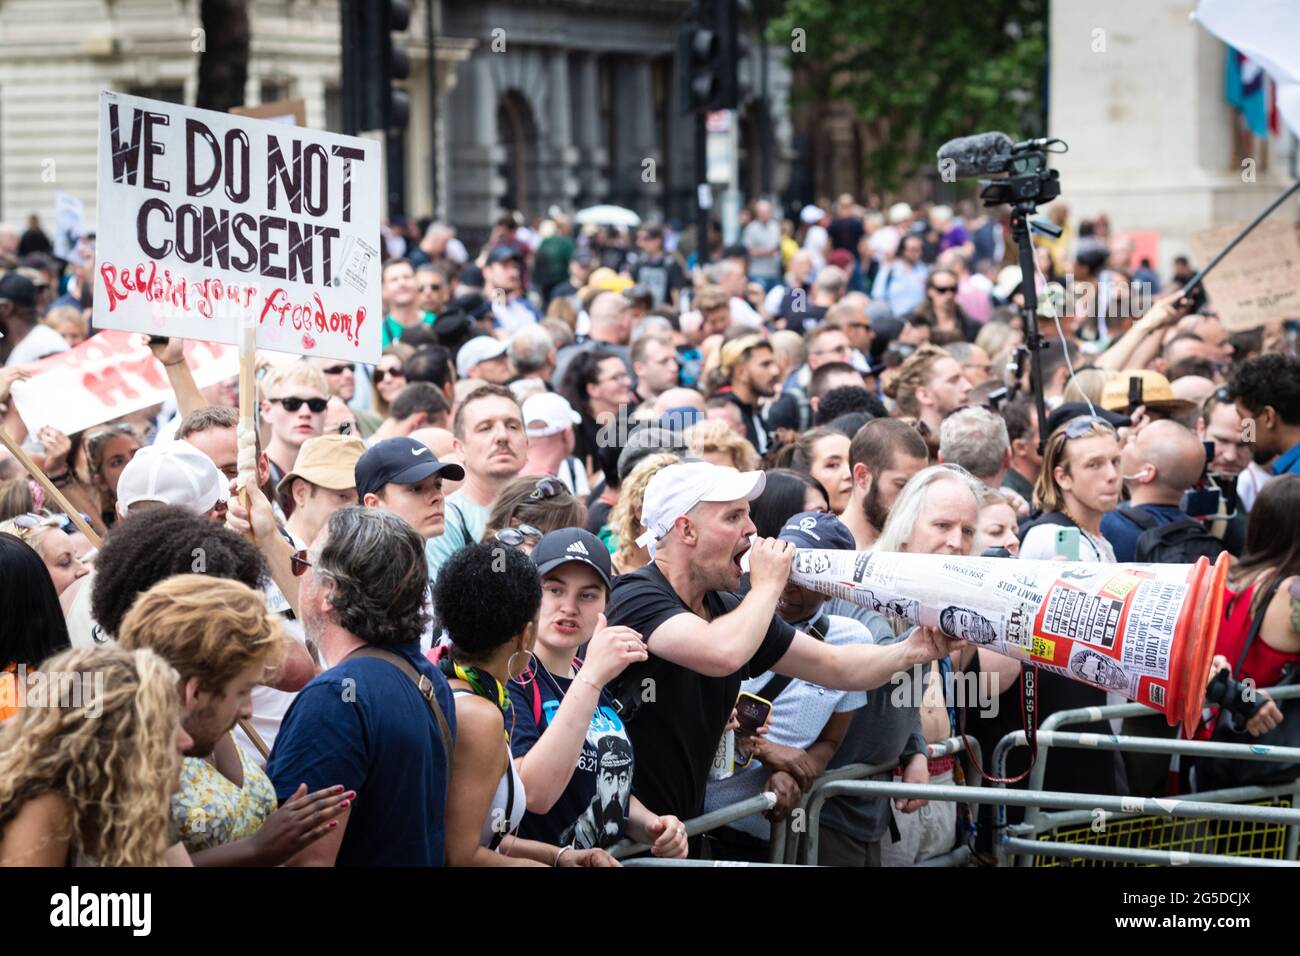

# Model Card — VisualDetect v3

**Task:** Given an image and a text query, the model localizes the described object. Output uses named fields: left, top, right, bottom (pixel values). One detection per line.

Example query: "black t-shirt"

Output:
left=605, top=562, right=797, bottom=819
left=508, top=662, right=634, bottom=848
left=723, top=392, right=771, bottom=455
left=964, top=651, right=1118, bottom=850
left=633, top=256, right=686, bottom=307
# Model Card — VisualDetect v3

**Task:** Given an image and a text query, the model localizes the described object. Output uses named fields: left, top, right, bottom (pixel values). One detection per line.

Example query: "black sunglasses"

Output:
left=419, top=283, right=445, bottom=292
left=322, top=363, right=354, bottom=376
left=374, top=366, right=405, bottom=383
left=272, top=396, right=328, bottom=413
left=526, top=477, right=566, bottom=502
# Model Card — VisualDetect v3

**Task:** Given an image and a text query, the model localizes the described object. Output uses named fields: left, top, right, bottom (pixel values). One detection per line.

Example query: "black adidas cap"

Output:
left=530, top=528, right=612, bottom=591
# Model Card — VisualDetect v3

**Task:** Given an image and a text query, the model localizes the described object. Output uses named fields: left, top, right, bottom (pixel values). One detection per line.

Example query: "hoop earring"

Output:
left=508, top=650, right=534, bottom=683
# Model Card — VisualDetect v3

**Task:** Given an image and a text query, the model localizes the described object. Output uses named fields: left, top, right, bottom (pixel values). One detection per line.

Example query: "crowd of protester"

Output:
left=2, top=196, right=1299, bottom=867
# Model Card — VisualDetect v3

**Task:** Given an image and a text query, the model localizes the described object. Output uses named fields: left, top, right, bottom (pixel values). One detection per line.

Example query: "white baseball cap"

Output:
left=635, top=461, right=766, bottom=556
left=799, top=204, right=825, bottom=225
left=522, top=392, right=581, bottom=438
left=456, top=336, right=510, bottom=378
left=116, top=440, right=230, bottom=518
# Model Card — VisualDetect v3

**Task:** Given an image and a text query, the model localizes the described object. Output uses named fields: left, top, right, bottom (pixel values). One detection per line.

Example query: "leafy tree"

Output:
left=770, top=0, right=1046, bottom=192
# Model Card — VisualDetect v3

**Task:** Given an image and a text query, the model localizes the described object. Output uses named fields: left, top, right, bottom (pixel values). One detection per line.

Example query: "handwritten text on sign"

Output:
left=10, top=331, right=237, bottom=437
left=93, top=91, right=381, bottom=363
left=1189, top=219, right=1300, bottom=332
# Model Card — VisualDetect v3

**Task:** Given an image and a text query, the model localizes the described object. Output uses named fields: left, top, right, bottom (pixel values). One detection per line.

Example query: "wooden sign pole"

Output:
left=0, top=427, right=103, bottom=548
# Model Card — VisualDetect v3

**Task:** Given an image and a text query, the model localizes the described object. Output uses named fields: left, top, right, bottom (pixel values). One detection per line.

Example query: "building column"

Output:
left=570, top=52, right=607, bottom=207
left=447, top=51, right=503, bottom=243
left=611, top=55, right=661, bottom=216
left=541, top=47, right=580, bottom=213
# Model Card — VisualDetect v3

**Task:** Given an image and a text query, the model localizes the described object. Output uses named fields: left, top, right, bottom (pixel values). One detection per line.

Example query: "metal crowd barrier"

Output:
left=608, top=687, right=1300, bottom=867
left=993, top=684, right=1300, bottom=867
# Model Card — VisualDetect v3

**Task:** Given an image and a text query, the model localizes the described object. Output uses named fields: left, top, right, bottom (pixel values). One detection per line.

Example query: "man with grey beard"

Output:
left=266, top=507, right=457, bottom=866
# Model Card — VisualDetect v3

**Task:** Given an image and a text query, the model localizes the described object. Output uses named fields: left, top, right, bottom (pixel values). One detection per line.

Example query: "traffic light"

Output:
left=678, top=0, right=743, bottom=113
left=379, top=1, right=411, bottom=131
left=340, top=0, right=411, bottom=133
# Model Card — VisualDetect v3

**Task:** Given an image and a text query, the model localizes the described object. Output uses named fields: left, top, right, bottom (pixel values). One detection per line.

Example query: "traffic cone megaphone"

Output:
left=790, top=549, right=1230, bottom=731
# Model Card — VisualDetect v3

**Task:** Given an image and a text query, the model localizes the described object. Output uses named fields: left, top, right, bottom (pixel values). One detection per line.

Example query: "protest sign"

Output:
left=1189, top=218, right=1300, bottom=331
left=9, top=330, right=237, bottom=436
left=93, top=91, right=382, bottom=364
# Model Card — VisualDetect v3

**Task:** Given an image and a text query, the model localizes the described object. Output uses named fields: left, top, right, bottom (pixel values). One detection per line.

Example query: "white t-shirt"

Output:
left=1018, top=522, right=1116, bottom=564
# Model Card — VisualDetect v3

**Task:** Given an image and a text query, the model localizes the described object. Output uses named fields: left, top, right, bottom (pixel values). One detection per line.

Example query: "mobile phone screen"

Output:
left=735, top=695, right=772, bottom=733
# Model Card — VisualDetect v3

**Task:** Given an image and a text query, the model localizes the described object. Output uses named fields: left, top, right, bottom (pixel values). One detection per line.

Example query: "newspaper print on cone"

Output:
left=789, top=550, right=1229, bottom=730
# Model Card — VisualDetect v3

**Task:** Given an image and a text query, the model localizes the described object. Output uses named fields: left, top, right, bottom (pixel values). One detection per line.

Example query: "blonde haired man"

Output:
left=260, top=361, right=331, bottom=511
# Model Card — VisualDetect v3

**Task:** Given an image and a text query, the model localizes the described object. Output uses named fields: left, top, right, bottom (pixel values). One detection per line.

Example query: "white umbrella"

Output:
left=573, top=204, right=641, bottom=228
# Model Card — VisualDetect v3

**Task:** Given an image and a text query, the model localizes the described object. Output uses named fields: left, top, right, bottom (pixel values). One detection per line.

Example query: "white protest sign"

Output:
left=10, top=330, right=237, bottom=436
left=1189, top=218, right=1300, bottom=331
left=93, top=91, right=382, bottom=364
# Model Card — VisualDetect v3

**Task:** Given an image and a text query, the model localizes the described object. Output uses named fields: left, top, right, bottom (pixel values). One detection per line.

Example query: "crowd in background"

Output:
left=2, top=192, right=1299, bottom=867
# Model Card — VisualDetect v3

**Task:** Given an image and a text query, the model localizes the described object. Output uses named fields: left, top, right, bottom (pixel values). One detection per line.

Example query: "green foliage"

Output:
left=770, top=0, right=1047, bottom=192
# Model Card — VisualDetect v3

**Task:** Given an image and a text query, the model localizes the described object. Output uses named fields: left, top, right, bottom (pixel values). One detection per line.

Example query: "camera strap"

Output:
left=958, top=661, right=1039, bottom=785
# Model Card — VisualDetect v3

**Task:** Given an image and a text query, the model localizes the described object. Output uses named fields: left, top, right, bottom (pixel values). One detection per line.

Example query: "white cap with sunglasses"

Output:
left=115, top=440, right=229, bottom=518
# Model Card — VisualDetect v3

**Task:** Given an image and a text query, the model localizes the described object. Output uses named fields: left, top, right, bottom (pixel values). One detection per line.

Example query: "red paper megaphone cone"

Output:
left=790, top=549, right=1230, bottom=731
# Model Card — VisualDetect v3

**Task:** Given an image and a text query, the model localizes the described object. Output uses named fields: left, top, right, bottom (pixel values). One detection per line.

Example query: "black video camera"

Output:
left=1205, top=667, right=1267, bottom=728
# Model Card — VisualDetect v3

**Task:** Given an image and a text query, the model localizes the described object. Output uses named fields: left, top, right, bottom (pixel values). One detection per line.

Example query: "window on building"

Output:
left=261, top=79, right=290, bottom=105
left=126, top=84, right=186, bottom=105
left=324, top=86, right=343, bottom=133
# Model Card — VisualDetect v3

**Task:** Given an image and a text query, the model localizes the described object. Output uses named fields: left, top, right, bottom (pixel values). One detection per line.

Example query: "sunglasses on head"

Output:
left=494, top=524, right=544, bottom=547
left=271, top=396, right=328, bottom=413
left=374, top=366, right=405, bottom=383
left=526, top=477, right=566, bottom=502
left=1055, top=415, right=1117, bottom=451
left=322, top=363, right=354, bottom=376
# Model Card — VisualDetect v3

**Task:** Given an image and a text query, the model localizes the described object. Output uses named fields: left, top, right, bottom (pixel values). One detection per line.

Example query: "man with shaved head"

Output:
left=1100, top=420, right=1212, bottom=563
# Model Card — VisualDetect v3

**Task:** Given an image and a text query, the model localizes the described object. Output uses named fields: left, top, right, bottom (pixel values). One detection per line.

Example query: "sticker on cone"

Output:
left=790, top=550, right=1229, bottom=730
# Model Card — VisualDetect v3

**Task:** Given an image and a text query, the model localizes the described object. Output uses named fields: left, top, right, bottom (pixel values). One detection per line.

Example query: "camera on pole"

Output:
left=937, top=131, right=1069, bottom=453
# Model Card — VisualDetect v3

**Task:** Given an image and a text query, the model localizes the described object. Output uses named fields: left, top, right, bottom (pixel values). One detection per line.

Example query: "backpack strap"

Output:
left=1118, top=504, right=1159, bottom=531
left=345, top=646, right=454, bottom=760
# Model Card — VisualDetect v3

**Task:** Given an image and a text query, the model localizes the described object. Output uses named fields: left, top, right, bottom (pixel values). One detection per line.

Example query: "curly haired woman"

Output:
left=0, top=646, right=192, bottom=866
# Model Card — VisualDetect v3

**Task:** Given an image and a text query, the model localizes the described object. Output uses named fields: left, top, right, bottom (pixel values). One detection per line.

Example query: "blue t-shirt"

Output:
left=508, top=661, right=634, bottom=849
left=1100, top=504, right=1187, bottom=564
left=266, top=641, right=456, bottom=866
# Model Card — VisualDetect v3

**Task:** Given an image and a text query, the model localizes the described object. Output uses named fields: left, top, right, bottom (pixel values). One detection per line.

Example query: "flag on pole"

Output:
left=1226, top=48, right=1271, bottom=138
left=1197, top=0, right=1300, bottom=137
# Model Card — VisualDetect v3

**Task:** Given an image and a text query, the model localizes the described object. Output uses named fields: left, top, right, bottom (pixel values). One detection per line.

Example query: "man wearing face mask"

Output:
left=1100, top=419, right=1216, bottom=564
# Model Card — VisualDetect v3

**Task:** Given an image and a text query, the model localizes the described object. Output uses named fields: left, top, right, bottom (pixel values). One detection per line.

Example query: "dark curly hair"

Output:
left=432, top=541, right=541, bottom=662
left=1228, top=353, right=1300, bottom=426
left=91, top=506, right=267, bottom=639
left=815, top=386, right=887, bottom=425
left=315, top=507, right=430, bottom=648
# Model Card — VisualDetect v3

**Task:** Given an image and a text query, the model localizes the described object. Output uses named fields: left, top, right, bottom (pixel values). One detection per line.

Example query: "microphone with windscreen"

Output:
left=936, top=131, right=1014, bottom=179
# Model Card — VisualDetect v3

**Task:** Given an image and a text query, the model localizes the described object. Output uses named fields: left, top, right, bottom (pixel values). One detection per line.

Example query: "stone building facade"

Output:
left=0, top=0, right=794, bottom=246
